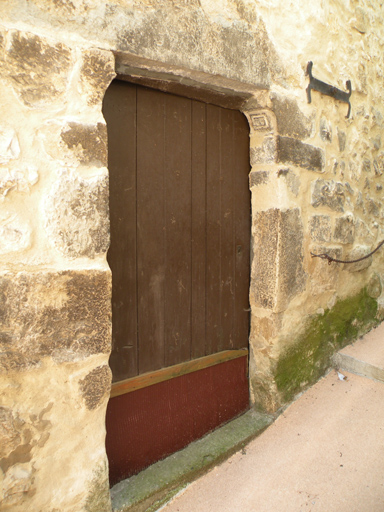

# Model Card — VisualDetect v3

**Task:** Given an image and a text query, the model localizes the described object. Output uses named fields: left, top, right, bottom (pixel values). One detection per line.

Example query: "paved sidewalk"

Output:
left=162, top=323, right=384, bottom=512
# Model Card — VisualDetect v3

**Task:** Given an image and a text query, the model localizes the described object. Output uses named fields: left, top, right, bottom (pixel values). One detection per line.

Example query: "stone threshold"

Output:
left=333, top=351, right=384, bottom=383
left=110, top=408, right=273, bottom=512
left=332, top=322, right=384, bottom=384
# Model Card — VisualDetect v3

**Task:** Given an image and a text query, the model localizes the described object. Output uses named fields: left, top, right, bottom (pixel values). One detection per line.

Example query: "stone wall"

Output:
left=245, top=0, right=384, bottom=411
left=0, top=25, right=115, bottom=512
left=1, top=0, right=384, bottom=510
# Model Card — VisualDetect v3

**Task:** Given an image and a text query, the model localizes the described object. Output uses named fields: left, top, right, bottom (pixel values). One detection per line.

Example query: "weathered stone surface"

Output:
left=276, top=136, right=324, bottom=172
left=251, top=208, right=305, bottom=311
left=362, top=158, right=371, bottom=173
left=84, top=462, right=112, bottom=512
left=0, top=126, right=20, bottom=165
left=0, top=403, right=53, bottom=507
left=270, top=94, right=312, bottom=139
left=344, top=245, right=373, bottom=272
left=60, top=123, right=107, bottom=167
left=0, top=407, right=22, bottom=460
left=371, top=136, right=381, bottom=150
left=309, top=245, right=342, bottom=293
left=351, top=6, right=369, bottom=34
left=6, top=31, right=71, bottom=107
left=367, top=274, right=382, bottom=299
left=0, top=214, right=31, bottom=255
left=355, top=218, right=375, bottom=244
left=251, top=209, right=278, bottom=310
left=250, top=136, right=276, bottom=165
left=311, top=180, right=345, bottom=212
left=2, top=464, right=34, bottom=508
left=0, top=270, right=111, bottom=373
left=0, top=0, right=286, bottom=90
left=309, top=215, right=331, bottom=243
left=373, top=155, right=384, bottom=176
left=277, top=169, right=300, bottom=196
left=80, top=49, right=115, bottom=106
left=344, top=182, right=354, bottom=195
left=116, top=5, right=282, bottom=87
left=0, top=168, right=38, bottom=199
left=349, top=160, right=361, bottom=182
left=249, top=170, right=270, bottom=187
left=79, top=365, right=111, bottom=410
left=320, top=118, right=332, bottom=142
left=251, top=316, right=278, bottom=345
left=337, top=129, right=346, bottom=152
left=277, top=209, right=306, bottom=309
left=333, top=214, right=355, bottom=244
left=365, top=196, right=381, bottom=218
left=275, top=288, right=379, bottom=405
left=45, top=173, right=109, bottom=259
left=355, top=191, right=364, bottom=212
left=249, top=369, right=278, bottom=414
left=248, top=111, right=274, bottom=133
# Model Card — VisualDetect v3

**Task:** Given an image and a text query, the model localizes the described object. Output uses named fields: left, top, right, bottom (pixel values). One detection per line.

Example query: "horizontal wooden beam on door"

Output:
left=110, top=349, right=248, bottom=398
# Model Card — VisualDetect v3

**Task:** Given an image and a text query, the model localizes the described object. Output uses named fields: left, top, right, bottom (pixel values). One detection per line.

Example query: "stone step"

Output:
left=332, top=322, right=384, bottom=383
left=111, top=409, right=273, bottom=512
left=333, top=352, right=384, bottom=382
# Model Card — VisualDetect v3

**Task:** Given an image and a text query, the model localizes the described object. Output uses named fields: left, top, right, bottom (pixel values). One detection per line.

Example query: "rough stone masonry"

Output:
left=1, top=0, right=384, bottom=510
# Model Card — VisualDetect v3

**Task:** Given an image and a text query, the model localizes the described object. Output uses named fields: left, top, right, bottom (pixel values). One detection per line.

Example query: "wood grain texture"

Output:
left=103, top=81, right=250, bottom=382
left=110, top=349, right=248, bottom=397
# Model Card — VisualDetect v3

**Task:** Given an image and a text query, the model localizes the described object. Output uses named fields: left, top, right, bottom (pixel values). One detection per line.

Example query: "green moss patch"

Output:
left=275, top=288, right=379, bottom=403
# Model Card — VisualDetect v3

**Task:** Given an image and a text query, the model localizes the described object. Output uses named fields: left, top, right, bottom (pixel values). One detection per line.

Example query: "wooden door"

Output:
left=103, top=80, right=251, bottom=485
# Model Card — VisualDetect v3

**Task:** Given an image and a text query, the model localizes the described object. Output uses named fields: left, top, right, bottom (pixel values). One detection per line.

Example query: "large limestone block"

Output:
left=40, top=122, right=108, bottom=167
left=276, top=136, right=324, bottom=172
left=0, top=0, right=283, bottom=88
left=0, top=365, right=112, bottom=512
left=80, top=48, right=115, bottom=106
left=270, top=93, right=312, bottom=140
left=44, top=172, right=109, bottom=259
left=0, top=269, right=112, bottom=511
left=0, top=269, right=111, bottom=373
left=5, top=31, right=71, bottom=108
left=251, top=208, right=306, bottom=311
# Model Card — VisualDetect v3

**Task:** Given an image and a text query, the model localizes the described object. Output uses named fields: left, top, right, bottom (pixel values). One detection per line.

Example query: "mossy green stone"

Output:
left=275, top=288, right=379, bottom=403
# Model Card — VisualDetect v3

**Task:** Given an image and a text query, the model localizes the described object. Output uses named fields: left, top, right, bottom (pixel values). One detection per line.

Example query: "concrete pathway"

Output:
left=162, top=323, right=384, bottom=512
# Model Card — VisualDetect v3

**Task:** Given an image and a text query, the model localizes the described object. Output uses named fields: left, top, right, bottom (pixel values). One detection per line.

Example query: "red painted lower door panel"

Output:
left=106, top=355, right=249, bottom=486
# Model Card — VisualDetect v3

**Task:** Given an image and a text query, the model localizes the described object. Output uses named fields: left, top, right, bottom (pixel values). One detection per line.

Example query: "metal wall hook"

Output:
left=306, top=61, right=352, bottom=118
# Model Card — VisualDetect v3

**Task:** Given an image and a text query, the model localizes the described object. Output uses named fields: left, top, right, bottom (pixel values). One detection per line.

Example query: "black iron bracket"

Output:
left=306, top=61, right=352, bottom=118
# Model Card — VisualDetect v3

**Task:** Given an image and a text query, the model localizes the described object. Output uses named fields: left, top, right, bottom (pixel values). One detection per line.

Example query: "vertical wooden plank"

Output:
left=103, top=80, right=138, bottom=382
left=105, top=81, right=250, bottom=378
left=233, top=111, right=251, bottom=349
left=191, top=101, right=207, bottom=359
left=137, top=87, right=166, bottom=374
left=206, top=104, right=222, bottom=355
left=164, top=94, right=192, bottom=366
left=219, top=108, right=235, bottom=351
